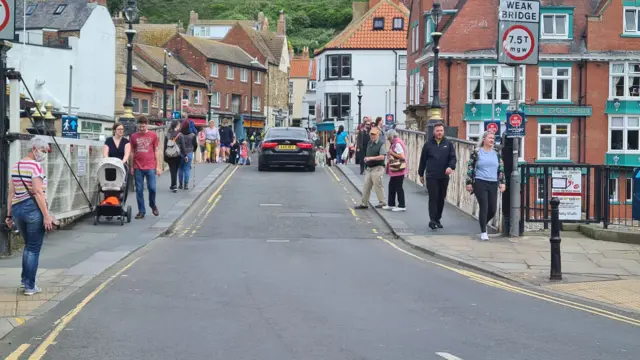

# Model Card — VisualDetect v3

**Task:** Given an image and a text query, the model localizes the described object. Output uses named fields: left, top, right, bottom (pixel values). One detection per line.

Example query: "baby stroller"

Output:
left=93, top=157, right=132, bottom=226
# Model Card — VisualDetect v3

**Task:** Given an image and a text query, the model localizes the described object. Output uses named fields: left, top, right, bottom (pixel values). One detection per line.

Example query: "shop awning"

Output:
left=189, top=118, right=207, bottom=127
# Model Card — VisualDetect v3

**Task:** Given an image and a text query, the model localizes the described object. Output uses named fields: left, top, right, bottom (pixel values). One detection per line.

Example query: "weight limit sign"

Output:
left=502, top=24, right=535, bottom=62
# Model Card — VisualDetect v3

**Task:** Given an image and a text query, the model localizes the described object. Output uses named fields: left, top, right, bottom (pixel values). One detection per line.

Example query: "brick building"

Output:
left=407, top=0, right=640, bottom=207
left=221, top=12, right=291, bottom=128
left=164, top=33, right=268, bottom=139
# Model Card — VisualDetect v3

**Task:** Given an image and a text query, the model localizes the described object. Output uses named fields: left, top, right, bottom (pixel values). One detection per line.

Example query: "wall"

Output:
left=291, top=77, right=308, bottom=119
left=316, top=49, right=407, bottom=127
left=265, top=63, right=289, bottom=127
left=587, top=0, right=639, bottom=52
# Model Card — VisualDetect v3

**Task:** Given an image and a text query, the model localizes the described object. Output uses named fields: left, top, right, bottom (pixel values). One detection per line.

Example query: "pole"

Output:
left=250, top=65, right=253, bottom=131
left=68, top=65, right=73, bottom=115
left=549, top=197, right=562, bottom=280
left=358, top=94, right=362, bottom=126
left=509, top=65, right=521, bottom=237
left=163, top=51, right=168, bottom=122
left=491, top=68, right=496, bottom=123
left=0, top=43, right=10, bottom=254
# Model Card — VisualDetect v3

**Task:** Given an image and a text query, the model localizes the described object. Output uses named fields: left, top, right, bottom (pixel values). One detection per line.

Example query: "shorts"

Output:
left=220, top=143, right=231, bottom=149
left=199, top=145, right=206, bottom=153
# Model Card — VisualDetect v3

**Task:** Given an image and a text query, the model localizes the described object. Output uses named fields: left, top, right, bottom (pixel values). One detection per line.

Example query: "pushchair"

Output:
left=93, top=157, right=132, bottom=226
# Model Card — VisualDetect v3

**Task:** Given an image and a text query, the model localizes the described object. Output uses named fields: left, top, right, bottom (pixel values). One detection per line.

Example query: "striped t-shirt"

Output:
left=11, top=160, right=47, bottom=205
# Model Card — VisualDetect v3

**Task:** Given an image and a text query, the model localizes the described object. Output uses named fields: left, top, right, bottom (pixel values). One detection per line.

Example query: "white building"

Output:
left=187, top=10, right=257, bottom=40
left=9, top=0, right=116, bottom=137
left=313, top=0, right=408, bottom=132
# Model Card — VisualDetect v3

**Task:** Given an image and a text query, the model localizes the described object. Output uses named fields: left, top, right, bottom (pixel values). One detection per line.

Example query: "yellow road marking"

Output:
left=6, top=344, right=30, bottom=360
left=14, top=317, right=25, bottom=326
left=326, top=166, right=340, bottom=182
left=372, top=229, right=378, bottom=234
left=208, top=166, right=239, bottom=203
left=28, top=257, right=141, bottom=360
left=189, top=195, right=221, bottom=238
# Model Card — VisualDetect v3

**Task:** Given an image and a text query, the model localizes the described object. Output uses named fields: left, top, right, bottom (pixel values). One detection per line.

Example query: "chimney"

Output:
left=302, top=47, right=309, bottom=59
left=368, top=0, right=382, bottom=9
left=257, top=12, right=265, bottom=30
left=352, top=1, right=369, bottom=22
left=277, top=10, right=286, bottom=36
left=189, top=10, right=198, bottom=26
left=138, top=16, right=148, bottom=24
left=289, top=46, right=294, bottom=60
left=88, top=0, right=107, bottom=6
left=263, top=17, right=270, bottom=32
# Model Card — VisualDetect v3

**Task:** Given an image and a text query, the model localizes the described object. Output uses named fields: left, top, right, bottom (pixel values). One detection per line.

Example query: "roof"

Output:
left=192, top=19, right=255, bottom=27
left=310, top=60, right=317, bottom=80
left=133, top=53, right=174, bottom=86
left=259, top=31, right=286, bottom=61
left=179, top=34, right=267, bottom=69
left=237, top=24, right=278, bottom=64
left=290, top=58, right=312, bottom=78
left=132, top=23, right=183, bottom=47
left=135, top=43, right=207, bottom=85
left=132, top=76, right=153, bottom=91
left=16, top=0, right=95, bottom=31
left=316, top=0, right=409, bottom=54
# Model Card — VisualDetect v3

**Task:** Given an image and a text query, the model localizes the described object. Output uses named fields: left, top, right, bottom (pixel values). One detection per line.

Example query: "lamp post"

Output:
left=427, top=2, right=443, bottom=137
left=207, top=82, right=214, bottom=124
left=121, top=0, right=138, bottom=121
left=356, top=80, right=363, bottom=126
left=163, top=49, right=170, bottom=122
left=249, top=58, right=259, bottom=133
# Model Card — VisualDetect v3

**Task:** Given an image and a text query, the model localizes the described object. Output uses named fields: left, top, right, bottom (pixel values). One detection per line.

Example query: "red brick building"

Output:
left=164, top=33, right=268, bottom=138
left=407, top=0, right=640, bottom=207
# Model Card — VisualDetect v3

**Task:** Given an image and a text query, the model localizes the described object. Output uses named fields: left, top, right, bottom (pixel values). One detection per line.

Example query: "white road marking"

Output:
left=260, top=203, right=283, bottom=207
left=266, top=239, right=290, bottom=243
left=436, top=352, right=464, bottom=360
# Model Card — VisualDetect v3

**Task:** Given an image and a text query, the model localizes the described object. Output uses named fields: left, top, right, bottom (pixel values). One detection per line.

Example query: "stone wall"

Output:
left=267, top=64, right=289, bottom=109
left=398, top=129, right=503, bottom=231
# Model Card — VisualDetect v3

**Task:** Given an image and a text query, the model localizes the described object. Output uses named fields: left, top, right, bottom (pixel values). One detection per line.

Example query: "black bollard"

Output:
left=549, top=197, right=562, bottom=280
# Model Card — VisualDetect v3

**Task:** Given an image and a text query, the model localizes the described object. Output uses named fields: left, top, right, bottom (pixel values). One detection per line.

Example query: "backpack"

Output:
left=165, top=134, right=181, bottom=158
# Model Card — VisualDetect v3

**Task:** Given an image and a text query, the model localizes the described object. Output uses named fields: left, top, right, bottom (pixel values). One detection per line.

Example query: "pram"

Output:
left=93, top=157, right=132, bottom=226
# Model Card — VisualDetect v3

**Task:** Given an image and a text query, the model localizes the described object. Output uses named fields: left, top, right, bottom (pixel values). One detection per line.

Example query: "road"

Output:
left=2, top=165, right=639, bottom=360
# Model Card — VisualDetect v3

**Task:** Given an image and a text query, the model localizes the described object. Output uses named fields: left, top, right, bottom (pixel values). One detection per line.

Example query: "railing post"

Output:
left=549, top=197, right=562, bottom=281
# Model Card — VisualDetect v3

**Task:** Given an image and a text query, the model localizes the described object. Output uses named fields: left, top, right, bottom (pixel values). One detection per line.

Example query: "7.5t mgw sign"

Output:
left=497, top=0, right=540, bottom=66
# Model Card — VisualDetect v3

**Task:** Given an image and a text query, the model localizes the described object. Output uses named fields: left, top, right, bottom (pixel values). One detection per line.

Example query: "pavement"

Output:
left=0, top=162, right=229, bottom=339
left=1, top=165, right=639, bottom=360
left=336, top=163, right=640, bottom=315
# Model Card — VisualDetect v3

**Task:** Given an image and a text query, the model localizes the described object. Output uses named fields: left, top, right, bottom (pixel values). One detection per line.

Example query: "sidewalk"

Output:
left=337, top=164, right=640, bottom=314
left=0, top=163, right=230, bottom=338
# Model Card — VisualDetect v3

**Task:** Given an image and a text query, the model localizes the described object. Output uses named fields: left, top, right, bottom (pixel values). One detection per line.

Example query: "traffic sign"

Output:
left=497, top=0, right=540, bottom=66
left=0, top=0, right=15, bottom=41
left=484, top=120, right=501, bottom=145
left=61, top=115, right=79, bottom=139
left=505, top=111, right=525, bottom=137
left=385, top=114, right=394, bottom=126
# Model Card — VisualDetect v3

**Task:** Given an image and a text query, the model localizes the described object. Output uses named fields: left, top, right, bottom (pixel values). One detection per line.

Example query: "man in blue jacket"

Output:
left=417, top=123, right=457, bottom=230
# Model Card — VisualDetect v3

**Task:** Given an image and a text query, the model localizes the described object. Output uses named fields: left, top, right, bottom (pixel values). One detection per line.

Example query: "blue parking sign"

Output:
left=172, top=111, right=181, bottom=120
left=61, top=115, right=78, bottom=139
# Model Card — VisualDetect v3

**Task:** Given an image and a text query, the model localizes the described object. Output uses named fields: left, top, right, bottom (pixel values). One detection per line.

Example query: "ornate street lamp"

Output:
left=207, top=85, right=214, bottom=124
left=427, top=2, right=443, bottom=136
left=121, top=0, right=139, bottom=128
left=356, top=80, right=363, bottom=126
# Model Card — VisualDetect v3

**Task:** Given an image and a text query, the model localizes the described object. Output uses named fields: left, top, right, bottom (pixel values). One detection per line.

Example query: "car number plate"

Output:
left=278, top=145, right=296, bottom=150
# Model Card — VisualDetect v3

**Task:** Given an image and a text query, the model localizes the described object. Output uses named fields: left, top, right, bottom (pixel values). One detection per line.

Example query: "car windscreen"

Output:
left=265, top=129, right=309, bottom=140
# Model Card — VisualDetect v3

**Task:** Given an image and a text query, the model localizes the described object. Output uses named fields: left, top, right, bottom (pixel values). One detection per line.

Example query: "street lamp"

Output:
left=163, top=49, right=171, bottom=122
left=356, top=80, right=363, bottom=126
left=427, top=2, right=443, bottom=136
left=207, top=81, right=214, bottom=124
left=249, top=58, right=259, bottom=133
left=121, top=0, right=138, bottom=123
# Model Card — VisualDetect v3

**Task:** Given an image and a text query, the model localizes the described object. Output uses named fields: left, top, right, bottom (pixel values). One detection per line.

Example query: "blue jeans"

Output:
left=134, top=169, right=157, bottom=215
left=238, top=157, right=248, bottom=165
left=179, top=153, right=193, bottom=186
left=336, top=144, right=347, bottom=164
left=13, top=199, right=45, bottom=290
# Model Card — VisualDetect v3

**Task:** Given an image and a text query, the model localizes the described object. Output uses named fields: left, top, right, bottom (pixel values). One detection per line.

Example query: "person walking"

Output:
left=103, top=122, right=132, bottom=205
left=6, top=136, right=56, bottom=295
left=178, top=120, right=198, bottom=190
left=204, top=120, right=219, bottom=163
left=130, top=116, right=161, bottom=219
left=335, top=125, right=348, bottom=164
left=384, top=129, right=407, bottom=211
left=354, top=127, right=387, bottom=209
left=328, top=133, right=336, bottom=167
left=356, top=118, right=371, bottom=174
left=197, top=127, right=207, bottom=163
left=374, top=116, right=385, bottom=138
left=465, top=131, right=506, bottom=241
left=417, top=122, right=457, bottom=230
left=219, top=119, right=234, bottom=163
left=164, top=121, right=182, bottom=193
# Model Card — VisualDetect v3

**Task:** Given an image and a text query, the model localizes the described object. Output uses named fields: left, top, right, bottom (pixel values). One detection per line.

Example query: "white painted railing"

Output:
left=398, top=129, right=504, bottom=231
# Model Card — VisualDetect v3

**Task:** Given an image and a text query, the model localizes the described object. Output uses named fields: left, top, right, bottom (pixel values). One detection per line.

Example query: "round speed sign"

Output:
left=502, top=24, right=535, bottom=62
left=509, top=113, right=523, bottom=127
left=0, top=0, right=10, bottom=32
left=486, top=122, right=499, bottom=133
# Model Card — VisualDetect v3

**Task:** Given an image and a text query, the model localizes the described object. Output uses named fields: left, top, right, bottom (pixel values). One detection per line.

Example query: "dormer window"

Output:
left=54, top=4, right=66, bottom=15
left=26, top=5, right=36, bottom=15
left=541, top=14, right=568, bottom=39
left=392, top=17, right=404, bottom=30
left=373, top=17, right=384, bottom=30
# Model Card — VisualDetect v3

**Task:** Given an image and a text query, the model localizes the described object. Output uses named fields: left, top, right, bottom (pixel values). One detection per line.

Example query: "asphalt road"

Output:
left=2, top=165, right=639, bottom=360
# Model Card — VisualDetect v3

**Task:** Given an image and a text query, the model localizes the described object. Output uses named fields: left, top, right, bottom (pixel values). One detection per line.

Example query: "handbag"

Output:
left=388, top=158, right=406, bottom=172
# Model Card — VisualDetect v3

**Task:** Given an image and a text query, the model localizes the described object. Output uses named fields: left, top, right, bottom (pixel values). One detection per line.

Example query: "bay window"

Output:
left=538, top=124, right=570, bottom=160
left=624, top=7, right=640, bottom=34
left=539, top=67, right=570, bottom=101
left=609, top=116, right=640, bottom=152
left=325, top=93, right=351, bottom=119
left=468, top=64, right=525, bottom=102
left=610, top=62, right=640, bottom=98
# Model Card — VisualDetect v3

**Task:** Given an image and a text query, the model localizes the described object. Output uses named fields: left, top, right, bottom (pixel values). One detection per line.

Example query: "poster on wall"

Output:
left=551, top=169, right=582, bottom=221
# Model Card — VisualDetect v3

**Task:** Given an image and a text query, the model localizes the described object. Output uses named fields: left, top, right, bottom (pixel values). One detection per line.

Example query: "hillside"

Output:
left=108, top=0, right=364, bottom=55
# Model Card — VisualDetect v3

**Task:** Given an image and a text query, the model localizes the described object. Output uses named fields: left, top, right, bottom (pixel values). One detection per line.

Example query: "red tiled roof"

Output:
left=290, top=58, right=311, bottom=78
left=310, top=60, right=317, bottom=80
left=317, top=0, right=409, bottom=53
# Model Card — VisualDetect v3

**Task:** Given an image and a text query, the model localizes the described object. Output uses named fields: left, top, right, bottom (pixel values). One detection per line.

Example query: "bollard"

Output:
left=549, top=197, right=562, bottom=280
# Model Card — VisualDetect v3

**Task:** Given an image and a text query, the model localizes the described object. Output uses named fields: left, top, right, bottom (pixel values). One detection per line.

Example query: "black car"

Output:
left=258, top=127, right=316, bottom=172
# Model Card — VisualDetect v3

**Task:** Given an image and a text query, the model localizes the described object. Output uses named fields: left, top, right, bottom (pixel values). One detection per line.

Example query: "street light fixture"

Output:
left=427, top=2, right=443, bottom=135
left=207, top=81, right=214, bottom=124
left=356, top=80, right=363, bottom=126
left=121, top=0, right=138, bottom=125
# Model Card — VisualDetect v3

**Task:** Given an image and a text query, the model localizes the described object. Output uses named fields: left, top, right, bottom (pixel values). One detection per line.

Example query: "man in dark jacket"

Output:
left=356, top=117, right=372, bottom=174
left=218, top=119, right=234, bottom=163
left=417, top=122, right=457, bottom=230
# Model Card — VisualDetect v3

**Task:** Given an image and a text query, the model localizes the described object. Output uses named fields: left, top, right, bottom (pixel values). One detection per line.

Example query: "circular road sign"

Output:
left=509, top=113, right=523, bottom=127
left=486, top=122, right=499, bottom=133
left=502, top=24, right=535, bottom=62
left=0, top=0, right=10, bottom=32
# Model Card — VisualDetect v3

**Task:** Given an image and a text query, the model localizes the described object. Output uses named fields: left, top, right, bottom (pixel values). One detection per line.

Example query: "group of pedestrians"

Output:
left=353, top=119, right=506, bottom=240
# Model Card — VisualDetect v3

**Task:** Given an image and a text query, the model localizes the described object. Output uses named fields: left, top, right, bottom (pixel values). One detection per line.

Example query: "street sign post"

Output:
left=505, top=111, right=525, bottom=137
left=484, top=120, right=501, bottom=144
left=497, top=0, right=540, bottom=66
left=61, top=115, right=79, bottom=139
left=385, top=114, right=394, bottom=126
left=0, top=0, right=15, bottom=41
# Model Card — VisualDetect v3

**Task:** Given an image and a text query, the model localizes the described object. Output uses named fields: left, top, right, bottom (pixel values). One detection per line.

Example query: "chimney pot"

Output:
left=88, top=0, right=107, bottom=6
left=277, top=10, right=286, bottom=36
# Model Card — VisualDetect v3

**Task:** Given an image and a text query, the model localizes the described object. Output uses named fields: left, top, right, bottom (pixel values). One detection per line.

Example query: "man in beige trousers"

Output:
left=354, top=127, right=387, bottom=209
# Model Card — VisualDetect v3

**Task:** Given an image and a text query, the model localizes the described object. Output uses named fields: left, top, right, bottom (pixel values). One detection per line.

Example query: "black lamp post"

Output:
left=249, top=58, right=259, bottom=132
left=120, top=0, right=138, bottom=135
left=356, top=80, right=363, bottom=126
left=427, top=2, right=443, bottom=136
left=163, top=49, right=170, bottom=122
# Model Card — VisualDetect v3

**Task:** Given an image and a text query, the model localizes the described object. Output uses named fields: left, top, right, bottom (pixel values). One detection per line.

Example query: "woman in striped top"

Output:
left=5, top=136, right=56, bottom=296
